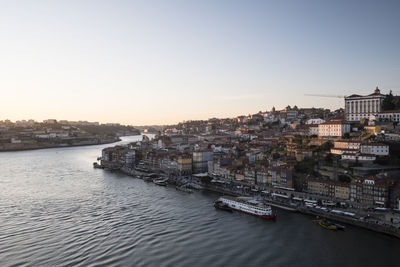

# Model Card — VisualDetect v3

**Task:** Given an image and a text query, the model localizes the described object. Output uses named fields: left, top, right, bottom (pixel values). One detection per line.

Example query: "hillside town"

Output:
left=0, top=119, right=140, bottom=151
left=99, top=87, right=400, bottom=237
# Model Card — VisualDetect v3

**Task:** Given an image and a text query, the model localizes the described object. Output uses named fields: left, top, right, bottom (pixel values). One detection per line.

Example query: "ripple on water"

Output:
left=1, top=140, right=400, bottom=267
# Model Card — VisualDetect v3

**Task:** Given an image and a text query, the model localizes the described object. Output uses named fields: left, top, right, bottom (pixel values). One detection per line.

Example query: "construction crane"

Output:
left=304, top=94, right=346, bottom=98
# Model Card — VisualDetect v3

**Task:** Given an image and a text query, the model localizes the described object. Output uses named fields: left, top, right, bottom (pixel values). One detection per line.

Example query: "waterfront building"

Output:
left=192, top=151, right=213, bottom=173
left=334, top=184, right=350, bottom=200
left=305, top=178, right=350, bottom=200
left=350, top=177, right=392, bottom=208
left=256, top=169, right=269, bottom=184
left=345, top=87, right=386, bottom=122
left=307, top=179, right=331, bottom=196
left=269, top=167, right=293, bottom=188
left=177, top=154, right=193, bottom=175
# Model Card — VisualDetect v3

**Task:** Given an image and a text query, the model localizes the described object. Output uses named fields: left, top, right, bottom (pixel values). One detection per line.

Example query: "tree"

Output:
left=382, top=90, right=395, bottom=110
left=295, top=158, right=316, bottom=174
left=320, top=141, right=333, bottom=151
left=325, top=153, right=333, bottom=163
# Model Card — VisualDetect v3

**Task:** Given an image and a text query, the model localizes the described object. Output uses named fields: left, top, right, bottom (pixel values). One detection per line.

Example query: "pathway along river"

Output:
left=1, top=136, right=399, bottom=267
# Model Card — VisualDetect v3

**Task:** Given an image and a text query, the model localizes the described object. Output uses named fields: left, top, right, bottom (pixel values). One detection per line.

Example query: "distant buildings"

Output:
left=377, top=110, right=400, bottom=123
left=345, top=87, right=385, bottom=122
left=331, top=139, right=389, bottom=161
left=331, top=139, right=361, bottom=155
left=360, top=143, right=389, bottom=156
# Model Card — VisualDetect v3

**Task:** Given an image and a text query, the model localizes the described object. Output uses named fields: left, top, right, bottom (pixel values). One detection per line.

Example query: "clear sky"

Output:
left=1, top=0, right=399, bottom=125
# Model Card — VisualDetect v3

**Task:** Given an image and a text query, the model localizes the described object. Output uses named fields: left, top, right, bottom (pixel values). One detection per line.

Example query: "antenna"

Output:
left=304, top=94, right=346, bottom=98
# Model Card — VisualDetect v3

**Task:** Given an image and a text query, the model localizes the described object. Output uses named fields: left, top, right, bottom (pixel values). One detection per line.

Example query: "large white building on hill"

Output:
left=345, top=87, right=385, bottom=122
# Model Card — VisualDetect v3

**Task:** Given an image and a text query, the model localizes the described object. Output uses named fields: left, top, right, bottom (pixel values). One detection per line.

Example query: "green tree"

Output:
left=382, top=90, right=395, bottom=110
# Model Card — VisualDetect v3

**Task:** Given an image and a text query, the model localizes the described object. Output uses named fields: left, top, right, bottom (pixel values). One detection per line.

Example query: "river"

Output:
left=0, top=135, right=399, bottom=267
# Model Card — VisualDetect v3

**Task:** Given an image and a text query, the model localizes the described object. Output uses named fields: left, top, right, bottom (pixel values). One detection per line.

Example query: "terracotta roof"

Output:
left=320, top=120, right=349, bottom=125
left=335, top=139, right=361, bottom=143
left=347, top=94, right=361, bottom=97
left=379, top=110, right=400, bottom=114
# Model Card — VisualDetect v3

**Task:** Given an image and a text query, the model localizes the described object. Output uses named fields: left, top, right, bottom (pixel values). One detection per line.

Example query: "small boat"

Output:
left=314, top=219, right=338, bottom=230
left=214, top=200, right=232, bottom=212
left=333, top=223, right=346, bottom=230
left=93, top=162, right=102, bottom=169
left=143, top=176, right=153, bottom=182
left=176, top=186, right=193, bottom=193
left=153, top=178, right=168, bottom=186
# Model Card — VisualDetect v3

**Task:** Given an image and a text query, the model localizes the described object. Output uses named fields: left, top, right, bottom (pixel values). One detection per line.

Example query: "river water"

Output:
left=0, top=136, right=399, bottom=267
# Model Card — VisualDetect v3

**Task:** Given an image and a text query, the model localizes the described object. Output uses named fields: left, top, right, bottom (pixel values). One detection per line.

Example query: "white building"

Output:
left=331, top=139, right=361, bottom=155
left=345, top=87, right=385, bottom=122
left=308, top=124, right=319, bottom=136
left=360, top=143, right=389, bottom=156
left=43, top=119, right=57, bottom=124
left=377, top=110, right=400, bottom=123
left=318, top=121, right=350, bottom=137
left=306, top=118, right=325, bottom=125
left=342, top=153, right=376, bottom=161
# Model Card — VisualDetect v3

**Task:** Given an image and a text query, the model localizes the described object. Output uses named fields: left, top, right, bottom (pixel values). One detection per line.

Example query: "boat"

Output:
left=176, top=186, right=193, bottom=193
left=314, top=219, right=338, bottom=230
left=333, top=223, right=346, bottom=230
left=153, top=178, right=168, bottom=186
left=214, top=200, right=232, bottom=212
left=93, top=162, right=102, bottom=169
left=214, top=196, right=276, bottom=220
left=143, top=176, right=153, bottom=182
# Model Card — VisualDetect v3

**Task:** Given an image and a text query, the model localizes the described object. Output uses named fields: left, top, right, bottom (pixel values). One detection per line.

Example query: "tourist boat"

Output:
left=214, top=196, right=276, bottom=220
left=153, top=178, right=168, bottom=186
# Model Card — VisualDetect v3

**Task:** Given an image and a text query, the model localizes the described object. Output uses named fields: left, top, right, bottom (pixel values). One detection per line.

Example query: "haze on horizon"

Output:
left=1, top=0, right=399, bottom=125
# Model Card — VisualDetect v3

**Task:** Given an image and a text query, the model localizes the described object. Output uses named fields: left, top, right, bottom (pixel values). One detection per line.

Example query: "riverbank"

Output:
left=0, top=136, right=120, bottom=152
left=100, top=166, right=400, bottom=239
left=202, top=183, right=400, bottom=239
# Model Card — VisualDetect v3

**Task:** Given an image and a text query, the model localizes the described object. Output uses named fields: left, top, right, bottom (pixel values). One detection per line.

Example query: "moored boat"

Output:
left=215, top=196, right=276, bottom=220
left=214, top=200, right=233, bottom=212
left=93, top=162, right=102, bottom=169
left=153, top=178, right=168, bottom=186
left=333, top=223, right=346, bottom=230
left=314, top=219, right=338, bottom=230
left=176, top=186, right=193, bottom=193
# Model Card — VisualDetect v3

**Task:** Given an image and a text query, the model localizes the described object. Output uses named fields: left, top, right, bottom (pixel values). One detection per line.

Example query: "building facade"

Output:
left=345, top=87, right=385, bottom=122
left=318, top=121, right=350, bottom=137
left=360, top=143, right=389, bottom=156
left=377, top=110, right=400, bottom=123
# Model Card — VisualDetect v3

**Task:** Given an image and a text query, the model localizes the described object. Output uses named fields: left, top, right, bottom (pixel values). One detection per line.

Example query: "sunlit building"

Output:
left=345, top=87, right=385, bottom=122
